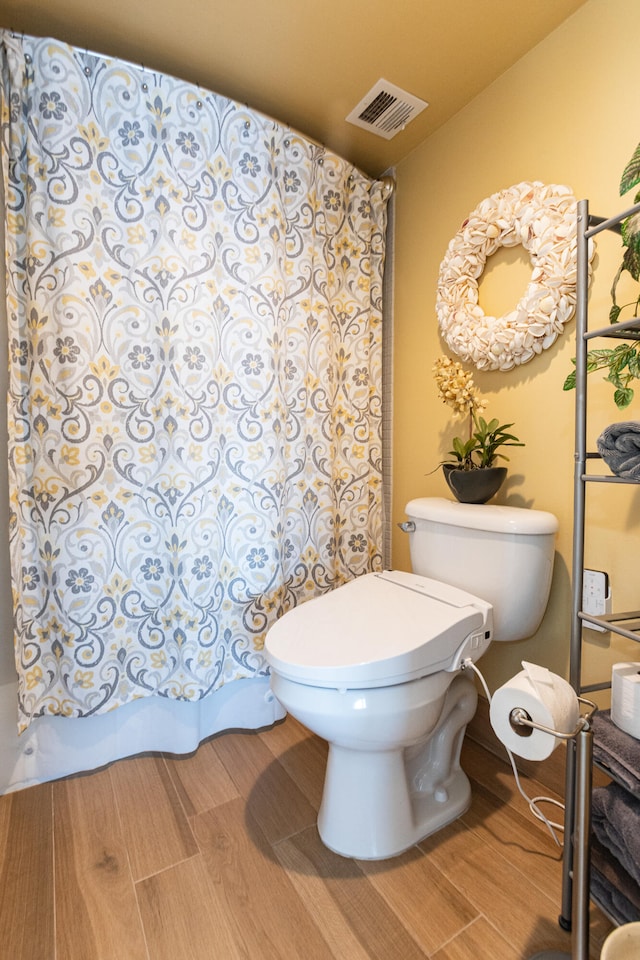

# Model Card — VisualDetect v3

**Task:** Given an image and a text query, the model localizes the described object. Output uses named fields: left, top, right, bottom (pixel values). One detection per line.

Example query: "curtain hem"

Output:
left=0, top=676, right=284, bottom=794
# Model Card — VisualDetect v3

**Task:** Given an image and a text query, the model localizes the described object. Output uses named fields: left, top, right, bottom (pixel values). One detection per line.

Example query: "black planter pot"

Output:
left=442, top=464, right=507, bottom=504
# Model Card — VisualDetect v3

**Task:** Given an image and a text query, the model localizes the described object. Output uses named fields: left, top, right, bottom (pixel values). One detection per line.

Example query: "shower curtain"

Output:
left=0, top=31, right=388, bottom=741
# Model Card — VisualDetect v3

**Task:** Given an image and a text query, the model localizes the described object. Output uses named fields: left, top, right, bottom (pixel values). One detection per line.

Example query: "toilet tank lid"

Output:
left=405, top=498, right=558, bottom=535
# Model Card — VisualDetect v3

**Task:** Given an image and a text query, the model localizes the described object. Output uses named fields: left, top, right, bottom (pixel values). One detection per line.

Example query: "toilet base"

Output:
left=317, top=674, right=477, bottom=859
left=318, top=759, right=472, bottom=860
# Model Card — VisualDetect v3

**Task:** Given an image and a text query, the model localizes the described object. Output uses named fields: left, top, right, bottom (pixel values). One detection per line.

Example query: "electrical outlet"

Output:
left=582, top=569, right=611, bottom=632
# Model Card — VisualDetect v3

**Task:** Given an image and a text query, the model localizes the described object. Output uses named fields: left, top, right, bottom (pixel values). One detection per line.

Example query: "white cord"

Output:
left=462, top=658, right=565, bottom=848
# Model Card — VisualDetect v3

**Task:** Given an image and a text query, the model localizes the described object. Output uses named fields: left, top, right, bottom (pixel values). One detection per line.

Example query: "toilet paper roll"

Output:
left=611, top=662, right=640, bottom=740
left=489, top=661, right=580, bottom=761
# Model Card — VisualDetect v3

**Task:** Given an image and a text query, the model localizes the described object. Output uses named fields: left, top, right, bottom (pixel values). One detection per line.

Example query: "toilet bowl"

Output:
left=265, top=498, right=558, bottom=860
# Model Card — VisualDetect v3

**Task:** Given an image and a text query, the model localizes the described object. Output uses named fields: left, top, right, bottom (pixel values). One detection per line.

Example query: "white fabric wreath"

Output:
left=435, top=181, right=591, bottom=371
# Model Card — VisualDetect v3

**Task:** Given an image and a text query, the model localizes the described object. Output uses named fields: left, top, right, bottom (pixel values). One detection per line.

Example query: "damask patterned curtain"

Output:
left=0, top=32, right=388, bottom=731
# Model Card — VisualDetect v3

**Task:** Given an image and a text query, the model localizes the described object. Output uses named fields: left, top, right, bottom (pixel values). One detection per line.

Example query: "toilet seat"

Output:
left=265, top=570, right=492, bottom=690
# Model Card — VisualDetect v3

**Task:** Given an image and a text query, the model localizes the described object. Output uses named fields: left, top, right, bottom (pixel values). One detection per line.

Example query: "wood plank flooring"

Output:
left=0, top=715, right=614, bottom=959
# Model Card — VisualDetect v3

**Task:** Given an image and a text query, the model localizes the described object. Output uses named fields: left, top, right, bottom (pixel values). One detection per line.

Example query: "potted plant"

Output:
left=564, top=139, right=640, bottom=409
left=433, top=355, right=524, bottom=503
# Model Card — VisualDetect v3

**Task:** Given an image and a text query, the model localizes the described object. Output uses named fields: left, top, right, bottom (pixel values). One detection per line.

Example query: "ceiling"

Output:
left=1, top=0, right=588, bottom=178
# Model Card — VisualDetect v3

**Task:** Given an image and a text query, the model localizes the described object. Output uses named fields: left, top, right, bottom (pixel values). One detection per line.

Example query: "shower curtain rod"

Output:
left=7, top=30, right=395, bottom=192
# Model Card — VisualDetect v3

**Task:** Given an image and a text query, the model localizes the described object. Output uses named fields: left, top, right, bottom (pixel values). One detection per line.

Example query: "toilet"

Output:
left=264, top=497, right=558, bottom=860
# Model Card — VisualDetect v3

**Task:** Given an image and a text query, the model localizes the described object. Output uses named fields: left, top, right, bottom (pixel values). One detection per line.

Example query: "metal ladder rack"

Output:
left=561, top=197, right=640, bottom=955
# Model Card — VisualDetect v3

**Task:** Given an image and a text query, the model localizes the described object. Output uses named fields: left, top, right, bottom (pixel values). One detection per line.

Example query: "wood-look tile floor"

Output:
left=0, top=715, right=613, bottom=959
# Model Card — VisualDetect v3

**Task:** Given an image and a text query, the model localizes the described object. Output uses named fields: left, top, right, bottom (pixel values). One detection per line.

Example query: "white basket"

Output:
left=601, top=922, right=640, bottom=960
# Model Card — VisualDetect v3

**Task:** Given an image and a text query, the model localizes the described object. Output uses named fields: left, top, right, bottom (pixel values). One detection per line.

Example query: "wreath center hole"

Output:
left=477, top=244, right=532, bottom=318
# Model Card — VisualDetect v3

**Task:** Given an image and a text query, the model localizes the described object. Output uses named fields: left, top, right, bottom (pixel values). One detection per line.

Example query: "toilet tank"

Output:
left=404, top=498, right=558, bottom=642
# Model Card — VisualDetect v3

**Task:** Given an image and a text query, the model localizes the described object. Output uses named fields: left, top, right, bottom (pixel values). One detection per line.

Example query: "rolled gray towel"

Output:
left=590, top=866, right=640, bottom=925
left=597, top=421, right=640, bottom=480
left=591, top=835, right=640, bottom=923
left=592, top=710, right=640, bottom=798
left=592, top=783, right=640, bottom=887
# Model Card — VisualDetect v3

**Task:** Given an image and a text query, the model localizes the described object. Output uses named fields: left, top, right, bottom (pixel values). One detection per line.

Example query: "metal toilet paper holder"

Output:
left=508, top=696, right=598, bottom=960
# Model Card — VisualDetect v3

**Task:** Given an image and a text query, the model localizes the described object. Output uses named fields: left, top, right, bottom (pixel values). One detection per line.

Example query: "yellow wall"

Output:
left=392, top=0, right=640, bottom=698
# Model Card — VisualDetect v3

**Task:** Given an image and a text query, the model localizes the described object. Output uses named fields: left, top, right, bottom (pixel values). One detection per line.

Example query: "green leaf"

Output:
left=452, top=437, right=465, bottom=458
left=605, top=368, right=624, bottom=388
left=605, top=344, right=636, bottom=382
left=610, top=304, right=622, bottom=323
left=563, top=370, right=576, bottom=391
left=621, top=211, right=640, bottom=249
left=628, top=349, right=640, bottom=378
left=620, top=140, right=640, bottom=195
left=618, top=342, right=638, bottom=363
left=622, top=243, right=640, bottom=282
left=613, top=385, right=634, bottom=409
left=585, top=348, right=616, bottom=373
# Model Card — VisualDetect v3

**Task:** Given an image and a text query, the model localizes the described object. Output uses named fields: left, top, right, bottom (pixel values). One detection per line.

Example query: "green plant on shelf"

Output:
left=564, top=139, right=640, bottom=409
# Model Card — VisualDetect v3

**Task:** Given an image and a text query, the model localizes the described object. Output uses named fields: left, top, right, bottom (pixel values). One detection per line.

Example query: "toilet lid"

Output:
left=265, top=570, right=492, bottom=689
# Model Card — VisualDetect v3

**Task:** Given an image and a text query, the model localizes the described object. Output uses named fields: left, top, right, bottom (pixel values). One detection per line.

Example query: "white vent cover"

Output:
left=345, top=78, right=428, bottom=140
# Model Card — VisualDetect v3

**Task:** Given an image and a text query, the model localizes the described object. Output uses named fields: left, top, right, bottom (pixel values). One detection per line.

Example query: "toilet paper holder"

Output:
left=508, top=696, right=596, bottom=742
left=509, top=695, right=598, bottom=960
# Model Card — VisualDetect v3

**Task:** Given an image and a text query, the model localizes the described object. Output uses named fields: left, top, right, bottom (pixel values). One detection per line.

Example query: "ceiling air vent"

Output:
left=346, top=79, right=428, bottom=140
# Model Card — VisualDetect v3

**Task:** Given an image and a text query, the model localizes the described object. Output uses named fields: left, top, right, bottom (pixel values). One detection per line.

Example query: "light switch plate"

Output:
left=582, top=569, right=611, bottom=632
